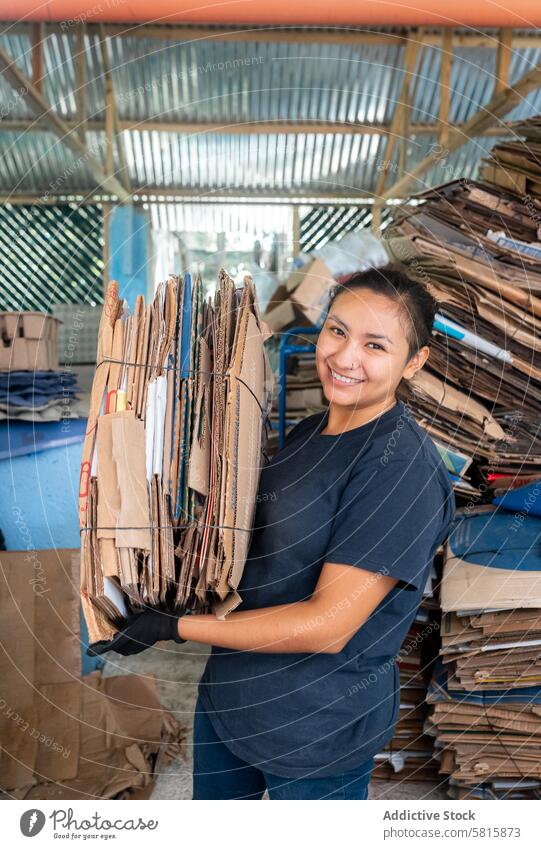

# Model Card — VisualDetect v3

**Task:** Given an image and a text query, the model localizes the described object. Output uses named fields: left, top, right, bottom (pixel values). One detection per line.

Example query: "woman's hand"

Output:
left=86, top=608, right=185, bottom=657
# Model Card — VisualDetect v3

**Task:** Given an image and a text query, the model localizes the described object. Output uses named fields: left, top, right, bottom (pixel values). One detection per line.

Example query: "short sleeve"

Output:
left=324, top=458, right=452, bottom=591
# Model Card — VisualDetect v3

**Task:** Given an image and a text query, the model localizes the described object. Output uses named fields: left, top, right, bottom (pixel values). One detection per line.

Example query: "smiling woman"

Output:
left=316, top=267, right=435, bottom=435
left=92, top=264, right=455, bottom=800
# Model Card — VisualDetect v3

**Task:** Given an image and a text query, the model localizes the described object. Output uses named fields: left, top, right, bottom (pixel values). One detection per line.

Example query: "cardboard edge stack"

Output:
left=79, top=270, right=273, bottom=643
left=425, top=506, right=541, bottom=799
left=372, top=551, right=444, bottom=783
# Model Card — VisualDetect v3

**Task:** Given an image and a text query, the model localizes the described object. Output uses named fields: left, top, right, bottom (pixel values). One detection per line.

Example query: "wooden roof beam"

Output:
left=0, top=42, right=131, bottom=202
left=373, top=32, right=423, bottom=231
left=0, top=119, right=511, bottom=136
left=98, top=25, right=132, bottom=195
left=378, top=59, right=541, bottom=202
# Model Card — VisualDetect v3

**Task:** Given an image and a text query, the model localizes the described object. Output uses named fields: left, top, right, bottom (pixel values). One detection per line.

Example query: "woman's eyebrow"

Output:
left=327, top=314, right=394, bottom=345
left=365, top=332, right=394, bottom=345
left=327, top=313, right=349, bottom=330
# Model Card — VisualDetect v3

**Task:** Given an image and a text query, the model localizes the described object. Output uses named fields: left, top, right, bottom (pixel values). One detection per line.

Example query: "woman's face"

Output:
left=315, top=287, right=428, bottom=411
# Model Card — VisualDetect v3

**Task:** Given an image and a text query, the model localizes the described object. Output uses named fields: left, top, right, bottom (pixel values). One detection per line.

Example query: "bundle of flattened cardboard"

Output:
left=385, top=114, right=541, bottom=490
left=0, top=549, right=185, bottom=799
left=426, top=506, right=541, bottom=798
left=0, top=311, right=60, bottom=372
left=79, top=271, right=273, bottom=643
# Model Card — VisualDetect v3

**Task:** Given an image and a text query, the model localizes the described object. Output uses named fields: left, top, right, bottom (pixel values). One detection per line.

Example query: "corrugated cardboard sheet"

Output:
left=0, top=549, right=185, bottom=798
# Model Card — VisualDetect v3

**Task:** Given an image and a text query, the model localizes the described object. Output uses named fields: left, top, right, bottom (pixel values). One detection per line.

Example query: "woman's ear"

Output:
left=402, top=345, right=430, bottom=380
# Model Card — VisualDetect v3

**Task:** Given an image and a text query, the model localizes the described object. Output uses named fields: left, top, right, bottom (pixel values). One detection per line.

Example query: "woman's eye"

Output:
left=329, top=325, right=345, bottom=337
left=367, top=342, right=384, bottom=351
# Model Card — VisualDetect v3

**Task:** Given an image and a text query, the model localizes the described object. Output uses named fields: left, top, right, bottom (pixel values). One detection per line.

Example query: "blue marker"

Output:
left=433, top=313, right=513, bottom=365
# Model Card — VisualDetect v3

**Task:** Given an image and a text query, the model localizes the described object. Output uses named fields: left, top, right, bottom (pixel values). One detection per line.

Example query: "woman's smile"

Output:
left=327, top=365, right=365, bottom=387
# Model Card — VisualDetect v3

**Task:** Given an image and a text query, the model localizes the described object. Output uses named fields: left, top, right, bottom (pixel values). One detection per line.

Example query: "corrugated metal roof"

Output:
left=1, top=27, right=541, bottom=198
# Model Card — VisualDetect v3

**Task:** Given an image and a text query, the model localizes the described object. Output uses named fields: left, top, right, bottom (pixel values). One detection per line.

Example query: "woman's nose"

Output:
left=334, top=344, right=361, bottom=370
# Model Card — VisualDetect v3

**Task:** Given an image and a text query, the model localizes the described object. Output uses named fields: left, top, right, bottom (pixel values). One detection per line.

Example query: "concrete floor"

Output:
left=102, top=642, right=448, bottom=800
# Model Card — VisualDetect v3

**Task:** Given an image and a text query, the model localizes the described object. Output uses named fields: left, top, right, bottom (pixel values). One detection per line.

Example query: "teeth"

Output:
left=330, top=368, right=362, bottom=385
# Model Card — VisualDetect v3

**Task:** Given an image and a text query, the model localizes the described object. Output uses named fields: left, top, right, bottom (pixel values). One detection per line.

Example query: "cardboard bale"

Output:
left=80, top=270, right=274, bottom=639
left=373, top=554, right=443, bottom=784
left=0, top=312, right=60, bottom=372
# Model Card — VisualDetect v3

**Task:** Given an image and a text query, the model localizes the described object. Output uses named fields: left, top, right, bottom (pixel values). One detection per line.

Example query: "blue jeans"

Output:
left=192, top=697, right=374, bottom=800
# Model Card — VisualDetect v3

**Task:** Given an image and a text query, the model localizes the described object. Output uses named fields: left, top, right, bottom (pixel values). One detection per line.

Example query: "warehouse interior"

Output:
left=3, top=5, right=541, bottom=801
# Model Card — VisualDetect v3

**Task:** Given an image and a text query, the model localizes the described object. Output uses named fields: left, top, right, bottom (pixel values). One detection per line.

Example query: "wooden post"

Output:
left=292, top=206, right=301, bottom=257
left=31, top=22, right=44, bottom=94
left=102, top=203, right=111, bottom=295
left=76, top=24, right=87, bottom=144
left=496, top=28, right=513, bottom=94
left=439, top=29, right=453, bottom=147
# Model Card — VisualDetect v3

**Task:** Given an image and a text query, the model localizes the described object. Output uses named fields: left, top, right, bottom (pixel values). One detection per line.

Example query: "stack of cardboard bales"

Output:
left=264, top=257, right=335, bottom=333
left=385, top=117, right=541, bottom=491
left=0, top=312, right=60, bottom=372
left=0, top=311, right=84, bottom=421
left=382, top=114, right=541, bottom=797
left=426, top=506, right=541, bottom=798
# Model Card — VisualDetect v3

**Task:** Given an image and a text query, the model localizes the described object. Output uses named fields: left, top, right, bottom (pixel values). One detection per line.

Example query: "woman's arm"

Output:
left=179, top=563, right=398, bottom=653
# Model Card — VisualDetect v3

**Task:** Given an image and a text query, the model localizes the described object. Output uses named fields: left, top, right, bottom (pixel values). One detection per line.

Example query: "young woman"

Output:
left=89, top=265, right=455, bottom=800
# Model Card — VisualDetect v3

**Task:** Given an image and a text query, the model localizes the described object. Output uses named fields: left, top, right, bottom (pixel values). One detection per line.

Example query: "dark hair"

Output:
left=326, top=264, right=437, bottom=360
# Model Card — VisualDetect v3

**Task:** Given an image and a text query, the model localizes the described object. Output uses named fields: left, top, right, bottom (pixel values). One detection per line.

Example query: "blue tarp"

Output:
left=0, top=371, right=79, bottom=407
left=448, top=509, right=541, bottom=571
left=0, top=419, right=87, bottom=460
left=494, top=481, right=541, bottom=519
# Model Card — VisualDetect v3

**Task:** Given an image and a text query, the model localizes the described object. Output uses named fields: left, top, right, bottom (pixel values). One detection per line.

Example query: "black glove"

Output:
left=86, top=608, right=185, bottom=657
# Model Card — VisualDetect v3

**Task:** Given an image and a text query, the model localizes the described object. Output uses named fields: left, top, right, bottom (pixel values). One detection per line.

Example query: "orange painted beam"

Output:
left=3, top=1, right=541, bottom=27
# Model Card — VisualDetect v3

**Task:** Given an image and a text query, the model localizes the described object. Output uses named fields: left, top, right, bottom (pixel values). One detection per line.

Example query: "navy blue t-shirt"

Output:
left=198, top=400, right=455, bottom=778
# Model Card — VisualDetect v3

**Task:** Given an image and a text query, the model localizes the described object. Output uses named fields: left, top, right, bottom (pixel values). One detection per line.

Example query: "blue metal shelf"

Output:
left=278, top=326, right=320, bottom=448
